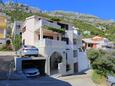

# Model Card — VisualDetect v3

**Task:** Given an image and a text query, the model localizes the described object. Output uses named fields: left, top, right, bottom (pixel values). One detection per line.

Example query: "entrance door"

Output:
left=50, top=52, right=63, bottom=75
left=74, top=62, right=78, bottom=73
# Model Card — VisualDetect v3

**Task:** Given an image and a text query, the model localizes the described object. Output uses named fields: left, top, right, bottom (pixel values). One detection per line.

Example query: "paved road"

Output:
left=0, top=76, right=72, bottom=86
left=58, top=70, right=97, bottom=86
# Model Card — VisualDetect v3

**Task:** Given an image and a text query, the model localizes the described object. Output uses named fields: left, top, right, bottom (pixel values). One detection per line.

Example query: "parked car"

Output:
left=107, top=75, right=115, bottom=86
left=23, top=68, right=40, bottom=77
left=16, top=45, right=39, bottom=57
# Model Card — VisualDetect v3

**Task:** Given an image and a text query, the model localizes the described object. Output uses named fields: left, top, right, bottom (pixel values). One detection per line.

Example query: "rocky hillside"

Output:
left=48, top=11, right=114, bottom=24
left=1, top=1, right=115, bottom=42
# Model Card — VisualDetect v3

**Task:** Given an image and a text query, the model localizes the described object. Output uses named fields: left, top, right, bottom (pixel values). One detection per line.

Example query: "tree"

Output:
left=87, top=49, right=115, bottom=76
left=12, top=35, right=21, bottom=50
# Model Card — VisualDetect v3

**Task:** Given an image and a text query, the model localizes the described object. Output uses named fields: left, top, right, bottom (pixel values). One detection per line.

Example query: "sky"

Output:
left=3, top=0, right=115, bottom=20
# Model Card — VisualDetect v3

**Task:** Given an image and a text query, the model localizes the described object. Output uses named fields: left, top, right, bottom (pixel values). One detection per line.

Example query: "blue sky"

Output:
left=3, top=0, right=115, bottom=20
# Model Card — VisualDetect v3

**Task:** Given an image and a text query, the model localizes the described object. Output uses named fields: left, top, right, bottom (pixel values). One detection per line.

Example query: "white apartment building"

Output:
left=11, top=21, right=23, bottom=37
left=15, top=15, right=89, bottom=76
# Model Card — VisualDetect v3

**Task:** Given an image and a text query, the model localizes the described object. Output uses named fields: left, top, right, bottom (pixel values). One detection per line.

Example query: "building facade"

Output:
left=18, top=15, right=89, bottom=76
left=82, top=36, right=113, bottom=50
left=0, top=13, right=7, bottom=46
left=11, top=21, right=23, bottom=37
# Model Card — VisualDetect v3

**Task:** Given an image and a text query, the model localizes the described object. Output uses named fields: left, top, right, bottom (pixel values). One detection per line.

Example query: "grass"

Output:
left=92, top=70, right=107, bottom=86
left=0, top=44, right=13, bottom=51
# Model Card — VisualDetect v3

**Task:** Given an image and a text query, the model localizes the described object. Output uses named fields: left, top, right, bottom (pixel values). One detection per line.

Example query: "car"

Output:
left=107, top=75, right=115, bottom=86
left=16, top=45, right=39, bottom=57
left=23, top=68, right=40, bottom=77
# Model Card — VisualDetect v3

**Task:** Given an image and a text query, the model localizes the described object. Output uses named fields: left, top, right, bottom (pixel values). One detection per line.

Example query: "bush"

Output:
left=87, top=49, right=115, bottom=76
left=12, top=35, right=22, bottom=51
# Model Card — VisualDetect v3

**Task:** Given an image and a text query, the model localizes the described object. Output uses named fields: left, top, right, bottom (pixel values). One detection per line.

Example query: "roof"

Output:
left=92, top=36, right=103, bottom=41
left=82, top=38, right=98, bottom=44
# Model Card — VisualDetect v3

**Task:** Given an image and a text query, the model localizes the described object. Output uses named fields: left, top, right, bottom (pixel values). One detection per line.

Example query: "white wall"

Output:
left=22, top=16, right=38, bottom=45
left=78, top=51, right=89, bottom=72
left=22, top=15, right=89, bottom=75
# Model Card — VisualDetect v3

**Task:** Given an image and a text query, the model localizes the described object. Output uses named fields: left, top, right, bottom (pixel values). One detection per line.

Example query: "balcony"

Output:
left=35, top=39, right=66, bottom=48
left=42, top=20, right=61, bottom=29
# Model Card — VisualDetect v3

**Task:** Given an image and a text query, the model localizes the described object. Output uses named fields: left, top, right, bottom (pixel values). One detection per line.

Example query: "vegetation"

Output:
left=3, top=9, right=33, bottom=22
left=0, top=44, right=12, bottom=51
left=12, top=35, right=22, bottom=50
left=92, top=70, right=106, bottom=84
left=72, top=20, right=105, bottom=38
left=87, top=49, right=115, bottom=84
left=2, top=2, right=115, bottom=42
left=43, top=25, right=65, bottom=33
left=49, top=17, right=61, bottom=22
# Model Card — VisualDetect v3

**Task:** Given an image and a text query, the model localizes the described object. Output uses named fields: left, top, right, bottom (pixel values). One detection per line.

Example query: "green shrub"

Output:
left=43, top=25, right=65, bottom=33
left=12, top=35, right=22, bottom=51
left=87, top=49, right=115, bottom=76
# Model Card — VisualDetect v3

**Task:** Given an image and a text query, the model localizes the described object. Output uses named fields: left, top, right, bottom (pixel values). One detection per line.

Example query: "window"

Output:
left=57, top=22, right=69, bottom=30
left=73, top=50, right=78, bottom=57
left=57, top=37, right=59, bottom=40
left=88, top=43, right=93, bottom=48
left=43, top=35, right=53, bottom=39
left=73, top=39, right=77, bottom=45
left=66, top=64, right=71, bottom=71
left=79, top=48, right=83, bottom=52
left=62, top=37, right=69, bottom=44
left=16, top=25, right=20, bottom=29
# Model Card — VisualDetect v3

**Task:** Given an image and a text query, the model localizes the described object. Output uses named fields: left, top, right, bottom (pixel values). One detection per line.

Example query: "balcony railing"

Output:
left=42, top=20, right=61, bottom=29
left=35, top=39, right=66, bottom=48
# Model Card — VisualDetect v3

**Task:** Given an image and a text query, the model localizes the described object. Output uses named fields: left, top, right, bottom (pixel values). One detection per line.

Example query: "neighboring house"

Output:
left=15, top=15, right=89, bottom=76
left=11, top=21, right=23, bottom=37
left=82, top=36, right=113, bottom=50
left=0, top=13, right=7, bottom=46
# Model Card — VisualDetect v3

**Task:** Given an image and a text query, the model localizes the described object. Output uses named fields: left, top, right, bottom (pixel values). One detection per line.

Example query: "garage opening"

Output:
left=22, top=60, right=46, bottom=75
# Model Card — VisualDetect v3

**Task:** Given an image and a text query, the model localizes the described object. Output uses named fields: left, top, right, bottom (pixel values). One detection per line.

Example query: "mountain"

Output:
left=1, top=2, right=115, bottom=42
left=48, top=11, right=114, bottom=24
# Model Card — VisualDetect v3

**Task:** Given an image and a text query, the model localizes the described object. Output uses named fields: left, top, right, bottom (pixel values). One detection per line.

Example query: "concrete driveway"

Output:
left=58, top=70, right=97, bottom=86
